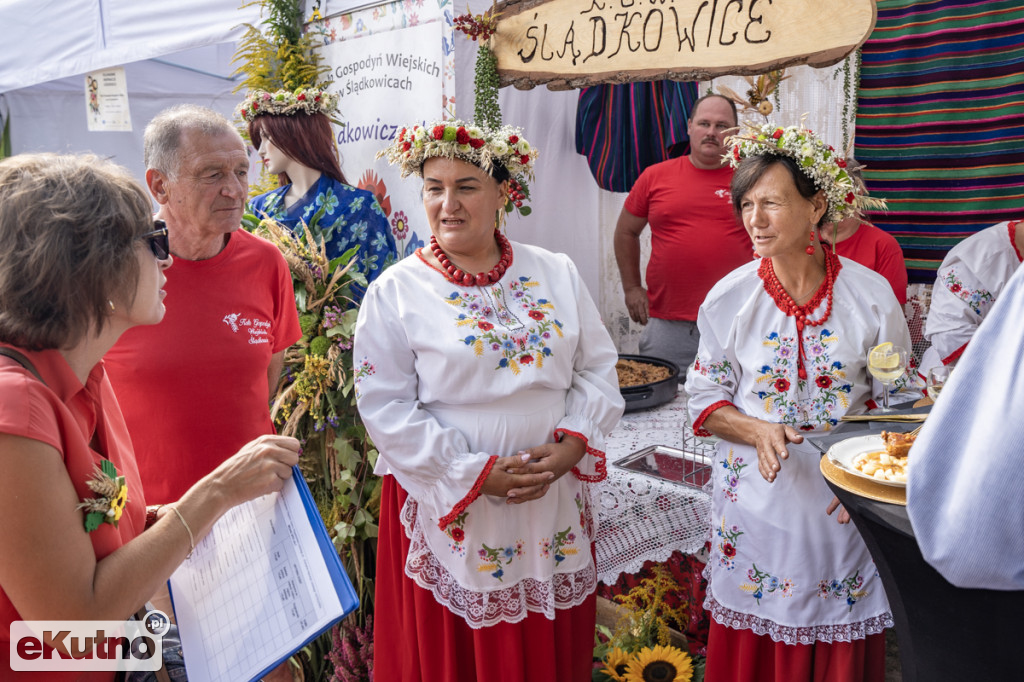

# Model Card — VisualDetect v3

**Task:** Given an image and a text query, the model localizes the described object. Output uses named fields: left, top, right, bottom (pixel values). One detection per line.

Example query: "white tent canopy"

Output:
left=0, top=0, right=260, bottom=93
left=0, top=0, right=261, bottom=183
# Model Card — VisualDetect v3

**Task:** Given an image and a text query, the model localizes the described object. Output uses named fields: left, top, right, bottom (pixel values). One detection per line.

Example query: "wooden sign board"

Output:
left=491, top=0, right=877, bottom=90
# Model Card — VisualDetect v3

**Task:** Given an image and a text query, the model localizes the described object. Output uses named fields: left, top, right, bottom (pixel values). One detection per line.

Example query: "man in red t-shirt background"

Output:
left=614, top=93, right=752, bottom=372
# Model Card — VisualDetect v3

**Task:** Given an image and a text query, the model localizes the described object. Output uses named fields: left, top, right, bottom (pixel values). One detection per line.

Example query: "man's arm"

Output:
left=613, top=208, right=650, bottom=324
left=267, top=350, right=286, bottom=398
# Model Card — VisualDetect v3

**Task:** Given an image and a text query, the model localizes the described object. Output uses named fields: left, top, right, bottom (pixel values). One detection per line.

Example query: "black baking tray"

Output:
left=617, top=354, right=679, bottom=412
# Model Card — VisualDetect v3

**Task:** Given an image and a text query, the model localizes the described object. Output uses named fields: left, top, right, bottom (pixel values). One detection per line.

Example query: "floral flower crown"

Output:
left=725, top=123, right=887, bottom=223
left=378, top=120, right=539, bottom=216
left=237, top=87, right=340, bottom=123
left=378, top=120, right=537, bottom=181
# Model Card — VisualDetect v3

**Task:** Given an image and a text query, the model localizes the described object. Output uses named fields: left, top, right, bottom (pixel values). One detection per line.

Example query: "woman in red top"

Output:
left=0, top=154, right=300, bottom=681
left=827, top=159, right=908, bottom=306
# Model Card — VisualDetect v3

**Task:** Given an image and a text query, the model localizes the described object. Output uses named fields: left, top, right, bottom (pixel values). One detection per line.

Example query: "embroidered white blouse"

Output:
left=353, top=241, right=624, bottom=628
left=924, top=220, right=1022, bottom=368
left=685, top=256, right=915, bottom=644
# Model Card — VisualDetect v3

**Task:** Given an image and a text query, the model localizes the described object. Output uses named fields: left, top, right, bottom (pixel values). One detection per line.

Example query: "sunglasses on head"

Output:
left=139, top=220, right=170, bottom=260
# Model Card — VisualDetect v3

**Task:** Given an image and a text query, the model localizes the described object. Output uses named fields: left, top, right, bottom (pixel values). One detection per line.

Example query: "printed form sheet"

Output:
left=169, top=476, right=344, bottom=682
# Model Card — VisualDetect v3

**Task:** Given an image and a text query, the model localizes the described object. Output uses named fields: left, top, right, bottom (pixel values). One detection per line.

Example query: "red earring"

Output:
left=805, top=230, right=816, bottom=255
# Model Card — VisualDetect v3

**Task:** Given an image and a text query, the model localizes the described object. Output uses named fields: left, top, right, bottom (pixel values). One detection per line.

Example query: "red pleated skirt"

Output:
left=704, top=618, right=886, bottom=682
left=374, top=475, right=598, bottom=682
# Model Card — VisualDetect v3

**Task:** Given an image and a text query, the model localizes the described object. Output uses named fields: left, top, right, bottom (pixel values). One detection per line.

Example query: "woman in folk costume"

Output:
left=354, top=120, right=624, bottom=681
left=241, top=87, right=397, bottom=285
left=685, top=123, right=918, bottom=682
left=920, top=219, right=1023, bottom=372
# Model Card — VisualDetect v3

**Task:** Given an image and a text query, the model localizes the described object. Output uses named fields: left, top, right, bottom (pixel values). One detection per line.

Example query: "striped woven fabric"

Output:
left=575, top=80, right=699, bottom=193
left=855, top=0, right=1024, bottom=283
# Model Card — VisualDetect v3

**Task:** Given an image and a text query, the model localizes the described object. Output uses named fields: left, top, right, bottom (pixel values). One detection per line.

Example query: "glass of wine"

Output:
left=927, top=365, right=952, bottom=402
left=868, top=342, right=908, bottom=413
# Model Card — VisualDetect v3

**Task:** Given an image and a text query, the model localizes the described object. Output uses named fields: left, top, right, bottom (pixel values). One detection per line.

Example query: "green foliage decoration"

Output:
left=244, top=205, right=380, bottom=622
left=232, top=0, right=330, bottom=95
left=473, top=45, right=501, bottom=130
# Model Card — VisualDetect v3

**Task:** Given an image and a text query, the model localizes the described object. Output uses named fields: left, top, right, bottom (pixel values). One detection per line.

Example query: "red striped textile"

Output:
left=575, top=80, right=699, bottom=193
left=855, top=0, right=1024, bottom=283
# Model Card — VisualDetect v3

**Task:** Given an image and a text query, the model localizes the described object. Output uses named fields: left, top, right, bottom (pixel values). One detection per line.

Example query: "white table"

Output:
left=593, top=388, right=713, bottom=584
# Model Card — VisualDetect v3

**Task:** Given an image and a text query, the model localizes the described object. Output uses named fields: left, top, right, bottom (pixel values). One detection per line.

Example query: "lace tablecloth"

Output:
left=594, top=388, right=713, bottom=584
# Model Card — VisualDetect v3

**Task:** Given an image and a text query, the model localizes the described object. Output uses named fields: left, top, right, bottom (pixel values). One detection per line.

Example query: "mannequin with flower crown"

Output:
left=353, top=120, right=624, bottom=681
left=240, top=89, right=398, bottom=289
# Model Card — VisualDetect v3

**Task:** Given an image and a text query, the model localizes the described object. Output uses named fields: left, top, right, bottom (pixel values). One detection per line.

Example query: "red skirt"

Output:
left=704, top=618, right=886, bottom=682
left=374, top=475, right=598, bottom=682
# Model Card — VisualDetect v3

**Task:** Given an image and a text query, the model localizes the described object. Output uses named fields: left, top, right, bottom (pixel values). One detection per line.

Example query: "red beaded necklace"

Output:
left=430, top=229, right=513, bottom=287
left=758, top=248, right=843, bottom=380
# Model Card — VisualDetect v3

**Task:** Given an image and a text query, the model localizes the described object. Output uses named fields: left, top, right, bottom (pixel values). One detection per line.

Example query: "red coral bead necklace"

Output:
left=430, top=229, right=513, bottom=287
left=758, top=248, right=843, bottom=380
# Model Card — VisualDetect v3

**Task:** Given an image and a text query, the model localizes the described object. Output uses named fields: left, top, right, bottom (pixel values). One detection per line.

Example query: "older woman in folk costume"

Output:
left=354, top=121, right=624, bottom=681
left=241, top=88, right=398, bottom=285
left=685, top=124, right=918, bottom=682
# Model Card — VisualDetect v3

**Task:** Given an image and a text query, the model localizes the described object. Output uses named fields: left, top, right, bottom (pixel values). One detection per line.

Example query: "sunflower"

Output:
left=602, top=646, right=632, bottom=681
left=623, top=645, right=694, bottom=682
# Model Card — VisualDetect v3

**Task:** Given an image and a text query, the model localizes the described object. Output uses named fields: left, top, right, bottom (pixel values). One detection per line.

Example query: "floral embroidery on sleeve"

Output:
left=754, top=330, right=852, bottom=431
left=943, top=268, right=993, bottom=316
left=818, top=570, right=868, bottom=612
left=721, top=449, right=747, bottom=503
left=741, top=564, right=795, bottom=604
left=717, top=518, right=743, bottom=571
left=693, top=355, right=733, bottom=384
left=353, top=357, right=375, bottom=400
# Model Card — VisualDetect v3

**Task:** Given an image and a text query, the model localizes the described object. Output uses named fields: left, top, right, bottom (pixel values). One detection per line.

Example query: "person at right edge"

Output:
left=614, top=92, right=752, bottom=372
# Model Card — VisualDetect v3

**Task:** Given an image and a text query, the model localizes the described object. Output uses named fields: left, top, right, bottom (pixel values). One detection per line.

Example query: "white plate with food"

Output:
left=825, top=432, right=915, bottom=488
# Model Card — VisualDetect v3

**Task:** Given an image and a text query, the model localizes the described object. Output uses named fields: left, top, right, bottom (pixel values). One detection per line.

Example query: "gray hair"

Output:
left=144, top=105, right=242, bottom=178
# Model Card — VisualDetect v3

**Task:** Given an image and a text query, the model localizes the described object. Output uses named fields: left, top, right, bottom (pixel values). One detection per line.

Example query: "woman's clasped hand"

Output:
left=483, top=436, right=587, bottom=502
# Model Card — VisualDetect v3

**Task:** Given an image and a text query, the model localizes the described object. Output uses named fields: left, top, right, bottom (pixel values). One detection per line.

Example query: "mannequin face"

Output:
left=257, top=136, right=290, bottom=175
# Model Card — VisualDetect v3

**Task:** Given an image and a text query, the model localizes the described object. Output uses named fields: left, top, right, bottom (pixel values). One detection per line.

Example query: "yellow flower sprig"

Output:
left=76, top=460, right=128, bottom=532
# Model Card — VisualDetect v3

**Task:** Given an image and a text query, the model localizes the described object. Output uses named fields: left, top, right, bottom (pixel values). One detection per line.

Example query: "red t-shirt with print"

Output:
left=624, top=156, right=752, bottom=321
left=105, top=229, right=300, bottom=504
